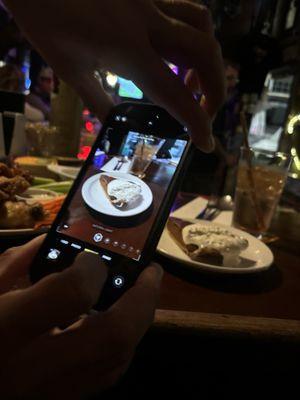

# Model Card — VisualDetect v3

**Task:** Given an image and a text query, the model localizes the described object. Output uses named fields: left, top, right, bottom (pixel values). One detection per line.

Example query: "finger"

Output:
left=154, top=0, right=214, bottom=102
left=0, top=252, right=107, bottom=349
left=185, top=68, right=201, bottom=93
left=106, top=262, right=164, bottom=347
left=74, top=72, right=114, bottom=122
left=151, top=17, right=226, bottom=119
left=155, top=0, right=214, bottom=33
left=131, top=50, right=214, bottom=151
left=0, top=235, right=45, bottom=293
left=156, top=1, right=215, bottom=100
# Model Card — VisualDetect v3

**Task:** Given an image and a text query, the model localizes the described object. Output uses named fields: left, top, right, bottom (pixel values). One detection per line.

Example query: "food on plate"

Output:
left=0, top=176, right=31, bottom=199
left=100, top=174, right=141, bottom=208
left=0, top=162, right=65, bottom=230
left=167, top=217, right=248, bottom=267
left=34, top=195, right=66, bottom=228
left=32, top=176, right=55, bottom=186
left=0, top=200, right=44, bottom=229
left=0, top=162, right=33, bottom=201
left=34, top=180, right=73, bottom=194
left=0, top=162, right=33, bottom=183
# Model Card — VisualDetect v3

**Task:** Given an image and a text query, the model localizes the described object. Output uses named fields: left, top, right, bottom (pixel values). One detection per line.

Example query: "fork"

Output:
left=113, top=156, right=125, bottom=171
left=116, top=156, right=128, bottom=171
left=196, top=195, right=219, bottom=220
left=113, top=159, right=122, bottom=171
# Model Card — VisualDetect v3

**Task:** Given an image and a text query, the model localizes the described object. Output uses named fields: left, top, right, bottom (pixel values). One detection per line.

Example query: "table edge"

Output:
left=153, top=309, right=300, bottom=342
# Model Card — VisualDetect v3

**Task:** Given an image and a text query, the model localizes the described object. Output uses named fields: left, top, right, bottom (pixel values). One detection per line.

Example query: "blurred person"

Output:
left=1, top=0, right=226, bottom=396
left=26, top=66, right=54, bottom=120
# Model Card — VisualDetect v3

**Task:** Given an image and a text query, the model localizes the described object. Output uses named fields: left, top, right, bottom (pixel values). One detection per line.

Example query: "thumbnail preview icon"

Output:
left=47, top=248, right=61, bottom=260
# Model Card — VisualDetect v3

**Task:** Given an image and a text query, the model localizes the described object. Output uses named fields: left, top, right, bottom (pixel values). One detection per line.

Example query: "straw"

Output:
left=240, top=112, right=265, bottom=232
left=141, top=138, right=145, bottom=157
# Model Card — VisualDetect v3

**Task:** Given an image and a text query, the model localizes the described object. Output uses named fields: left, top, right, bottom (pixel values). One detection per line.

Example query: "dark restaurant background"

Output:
left=1, top=0, right=300, bottom=193
left=1, top=0, right=300, bottom=398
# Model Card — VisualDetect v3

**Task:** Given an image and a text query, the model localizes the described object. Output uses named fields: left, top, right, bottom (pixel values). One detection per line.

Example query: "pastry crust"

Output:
left=167, top=217, right=224, bottom=265
left=99, top=174, right=125, bottom=207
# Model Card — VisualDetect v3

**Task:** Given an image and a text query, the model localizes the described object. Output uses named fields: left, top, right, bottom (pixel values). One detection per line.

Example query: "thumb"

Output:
left=0, top=235, right=45, bottom=294
left=0, top=251, right=107, bottom=351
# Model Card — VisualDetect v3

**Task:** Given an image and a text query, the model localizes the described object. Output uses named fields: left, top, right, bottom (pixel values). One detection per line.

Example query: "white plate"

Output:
left=81, top=172, right=153, bottom=217
left=157, top=218, right=274, bottom=274
left=47, top=164, right=80, bottom=180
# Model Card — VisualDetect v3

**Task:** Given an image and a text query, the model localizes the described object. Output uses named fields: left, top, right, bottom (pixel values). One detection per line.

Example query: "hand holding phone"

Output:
left=30, top=103, right=192, bottom=309
left=0, top=235, right=163, bottom=398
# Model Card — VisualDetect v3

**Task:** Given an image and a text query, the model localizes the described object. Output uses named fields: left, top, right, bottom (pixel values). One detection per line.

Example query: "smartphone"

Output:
left=30, top=103, right=192, bottom=309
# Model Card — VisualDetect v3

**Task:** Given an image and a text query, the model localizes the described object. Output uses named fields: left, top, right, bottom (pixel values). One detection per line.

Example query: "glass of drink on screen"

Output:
left=130, top=136, right=159, bottom=179
left=232, top=148, right=291, bottom=237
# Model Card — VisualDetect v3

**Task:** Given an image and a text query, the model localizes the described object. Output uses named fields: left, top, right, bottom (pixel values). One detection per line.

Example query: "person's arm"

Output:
left=0, top=236, right=163, bottom=397
left=3, top=0, right=225, bottom=152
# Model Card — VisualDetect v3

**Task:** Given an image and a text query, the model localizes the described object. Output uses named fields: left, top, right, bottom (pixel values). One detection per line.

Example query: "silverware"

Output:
left=197, top=206, right=219, bottom=221
left=115, top=156, right=128, bottom=171
left=113, top=159, right=122, bottom=170
left=196, top=196, right=218, bottom=220
left=115, top=161, right=123, bottom=171
left=196, top=195, right=233, bottom=220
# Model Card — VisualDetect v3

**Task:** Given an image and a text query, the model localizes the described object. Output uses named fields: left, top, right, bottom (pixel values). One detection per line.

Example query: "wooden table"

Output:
left=2, top=191, right=300, bottom=344
left=154, top=192, right=300, bottom=343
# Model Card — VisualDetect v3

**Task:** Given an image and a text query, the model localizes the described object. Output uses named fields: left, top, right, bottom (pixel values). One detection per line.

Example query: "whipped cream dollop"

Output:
left=182, top=224, right=248, bottom=267
left=107, top=179, right=141, bottom=206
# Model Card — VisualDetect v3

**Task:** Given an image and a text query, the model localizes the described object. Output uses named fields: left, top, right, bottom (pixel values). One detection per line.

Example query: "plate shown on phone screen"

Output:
left=81, top=172, right=153, bottom=217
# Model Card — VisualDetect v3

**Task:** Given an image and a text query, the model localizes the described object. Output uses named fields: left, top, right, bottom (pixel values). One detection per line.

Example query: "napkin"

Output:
left=171, top=196, right=233, bottom=227
left=101, top=157, right=132, bottom=174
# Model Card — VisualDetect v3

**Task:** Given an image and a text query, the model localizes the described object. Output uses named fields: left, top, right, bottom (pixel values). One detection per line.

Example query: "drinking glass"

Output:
left=130, top=136, right=160, bottom=179
left=232, top=147, right=291, bottom=236
left=26, top=122, right=60, bottom=157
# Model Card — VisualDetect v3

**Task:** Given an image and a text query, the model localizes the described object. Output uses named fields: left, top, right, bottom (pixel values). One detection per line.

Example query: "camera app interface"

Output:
left=56, top=127, right=187, bottom=261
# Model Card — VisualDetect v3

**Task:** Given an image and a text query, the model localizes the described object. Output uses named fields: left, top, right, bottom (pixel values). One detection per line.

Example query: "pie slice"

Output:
left=167, top=216, right=248, bottom=267
left=99, top=174, right=141, bottom=208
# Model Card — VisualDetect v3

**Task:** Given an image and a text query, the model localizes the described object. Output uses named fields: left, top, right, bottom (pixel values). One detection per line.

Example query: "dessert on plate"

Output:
left=99, top=174, right=141, bottom=208
left=167, top=217, right=248, bottom=267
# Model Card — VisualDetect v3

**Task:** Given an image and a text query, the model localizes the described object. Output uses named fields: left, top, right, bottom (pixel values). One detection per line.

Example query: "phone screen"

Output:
left=55, top=130, right=187, bottom=261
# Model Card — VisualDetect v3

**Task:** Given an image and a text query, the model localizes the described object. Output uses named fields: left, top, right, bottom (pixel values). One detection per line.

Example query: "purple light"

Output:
left=169, top=63, right=179, bottom=75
